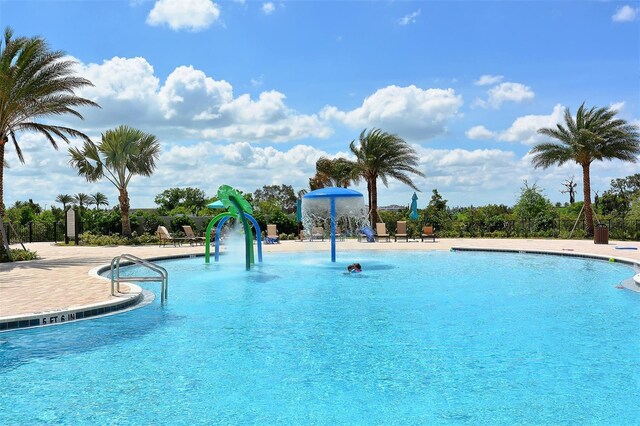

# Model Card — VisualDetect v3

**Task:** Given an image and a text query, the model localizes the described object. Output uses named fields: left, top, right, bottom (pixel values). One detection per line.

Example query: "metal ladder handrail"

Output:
left=110, top=254, right=168, bottom=303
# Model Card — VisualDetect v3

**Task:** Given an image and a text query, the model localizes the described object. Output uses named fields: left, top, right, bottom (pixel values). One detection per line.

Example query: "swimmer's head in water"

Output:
left=347, top=263, right=362, bottom=272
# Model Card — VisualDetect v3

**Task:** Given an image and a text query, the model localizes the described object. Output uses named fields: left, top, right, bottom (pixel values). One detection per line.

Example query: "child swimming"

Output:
left=347, top=263, right=362, bottom=273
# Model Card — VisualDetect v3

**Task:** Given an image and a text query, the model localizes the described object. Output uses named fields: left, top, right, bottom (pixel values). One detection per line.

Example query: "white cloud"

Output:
left=70, top=56, right=332, bottom=142
left=158, top=65, right=233, bottom=120
left=77, top=56, right=159, bottom=102
left=474, top=74, right=504, bottom=86
left=497, top=104, right=564, bottom=145
left=262, top=2, right=275, bottom=15
left=466, top=125, right=495, bottom=140
left=476, top=82, right=535, bottom=109
left=610, top=101, right=625, bottom=112
left=250, top=75, right=264, bottom=87
left=612, top=5, right=638, bottom=22
left=470, top=104, right=565, bottom=146
left=398, top=9, right=421, bottom=26
left=321, top=85, right=463, bottom=140
left=147, top=0, right=221, bottom=31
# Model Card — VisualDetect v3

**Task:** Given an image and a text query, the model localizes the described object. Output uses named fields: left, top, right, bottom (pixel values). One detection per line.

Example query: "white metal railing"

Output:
left=110, top=254, right=168, bottom=303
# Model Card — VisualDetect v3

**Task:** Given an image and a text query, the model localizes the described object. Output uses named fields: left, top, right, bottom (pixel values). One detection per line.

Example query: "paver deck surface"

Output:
left=1, top=239, right=638, bottom=320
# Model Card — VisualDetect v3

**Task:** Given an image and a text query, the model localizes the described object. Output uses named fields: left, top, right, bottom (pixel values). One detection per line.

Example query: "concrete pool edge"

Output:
left=452, top=246, right=640, bottom=292
left=0, top=285, right=145, bottom=332
left=2, top=245, right=639, bottom=332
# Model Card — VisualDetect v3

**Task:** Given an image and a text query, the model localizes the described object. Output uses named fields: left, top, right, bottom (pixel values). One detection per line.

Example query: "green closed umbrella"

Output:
left=410, top=192, right=419, bottom=220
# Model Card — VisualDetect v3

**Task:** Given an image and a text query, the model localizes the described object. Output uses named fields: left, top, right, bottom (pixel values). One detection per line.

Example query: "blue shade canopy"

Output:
left=207, top=200, right=225, bottom=209
left=303, top=187, right=363, bottom=199
left=410, top=192, right=419, bottom=220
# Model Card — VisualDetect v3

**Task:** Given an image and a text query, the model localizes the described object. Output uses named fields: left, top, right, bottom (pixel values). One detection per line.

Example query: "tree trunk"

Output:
left=119, top=188, right=132, bottom=237
left=366, top=179, right=373, bottom=226
left=0, top=134, right=5, bottom=218
left=370, top=178, right=380, bottom=225
left=582, top=163, right=594, bottom=237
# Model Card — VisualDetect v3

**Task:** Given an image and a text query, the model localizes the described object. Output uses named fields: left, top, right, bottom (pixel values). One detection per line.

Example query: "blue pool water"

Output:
left=1, top=250, right=639, bottom=424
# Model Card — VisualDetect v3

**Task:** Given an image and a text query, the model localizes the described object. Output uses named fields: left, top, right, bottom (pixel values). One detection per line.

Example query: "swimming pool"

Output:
left=1, top=250, right=639, bottom=424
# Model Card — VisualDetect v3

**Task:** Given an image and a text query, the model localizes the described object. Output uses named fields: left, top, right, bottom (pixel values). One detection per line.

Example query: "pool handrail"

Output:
left=110, top=254, right=168, bottom=303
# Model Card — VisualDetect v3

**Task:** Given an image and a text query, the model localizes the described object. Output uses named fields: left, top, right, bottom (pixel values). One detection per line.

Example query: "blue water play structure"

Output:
left=302, top=187, right=366, bottom=262
left=204, top=185, right=262, bottom=270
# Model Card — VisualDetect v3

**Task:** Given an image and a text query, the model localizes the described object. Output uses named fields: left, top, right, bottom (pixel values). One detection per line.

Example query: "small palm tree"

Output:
left=531, top=103, right=640, bottom=236
left=312, top=157, right=359, bottom=188
left=350, top=128, right=425, bottom=225
left=74, top=193, right=90, bottom=210
left=69, top=125, right=160, bottom=237
left=0, top=27, right=98, bottom=219
left=90, top=192, right=109, bottom=210
left=55, top=194, right=73, bottom=211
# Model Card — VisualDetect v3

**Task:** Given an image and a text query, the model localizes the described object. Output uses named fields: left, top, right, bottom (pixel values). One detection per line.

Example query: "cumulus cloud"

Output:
left=147, top=0, right=221, bottom=31
left=466, top=125, right=495, bottom=140
left=69, top=56, right=332, bottom=142
left=475, top=82, right=535, bottom=109
left=158, top=65, right=233, bottom=120
left=262, top=2, right=275, bottom=15
left=610, top=101, right=625, bottom=112
left=469, top=104, right=565, bottom=146
left=497, top=104, right=564, bottom=145
left=612, top=5, right=638, bottom=22
left=77, top=56, right=159, bottom=101
left=321, top=85, right=463, bottom=140
left=398, top=9, right=421, bottom=25
left=474, top=74, right=504, bottom=86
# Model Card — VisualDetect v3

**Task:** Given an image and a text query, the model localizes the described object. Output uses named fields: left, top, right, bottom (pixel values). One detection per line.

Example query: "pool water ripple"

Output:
left=1, top=250, right=639, bottom=424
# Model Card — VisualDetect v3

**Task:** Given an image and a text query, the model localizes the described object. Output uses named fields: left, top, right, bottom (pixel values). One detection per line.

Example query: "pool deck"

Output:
left=1, top=238, right=639, bottom=325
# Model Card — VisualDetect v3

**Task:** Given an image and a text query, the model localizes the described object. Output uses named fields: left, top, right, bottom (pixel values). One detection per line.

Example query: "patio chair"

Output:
left=335, top=226, right=345, bottom=241
left=266, top=224, right=279, bottom=244
left=394, top=221, right=409, bottom=242
left=182, top=225, right=205, bottom=245
left=157, top=225, right=188, bottom=247
left=375, top=222, right=390, bottom=242
left=421, top=226, right=436, bottom=242
left=311, top=226, right=324, bottom=241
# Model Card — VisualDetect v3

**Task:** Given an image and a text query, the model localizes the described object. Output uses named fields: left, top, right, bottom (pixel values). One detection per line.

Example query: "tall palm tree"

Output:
left=55, top=194, right=73, bottom=211
left=69, top=125, right=160, bottom=237
left=349, top=128, right=425, bottom=225
left=0, top=27, right=99, bottom=220
left=312, top=157, right=359, bottom=188
left=531, top=103, right=640, bottom=236
left=90, top=192, right=109, bottom=210
left=74, top=193, right=90, bottom=210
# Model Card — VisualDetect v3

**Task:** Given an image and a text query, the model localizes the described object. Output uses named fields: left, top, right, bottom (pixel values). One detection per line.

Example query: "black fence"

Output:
left=3, top=217, right=639, bottom=244
left=2, top=221, right=66, bottom=244
left=443, top=218, right=640, bottom=239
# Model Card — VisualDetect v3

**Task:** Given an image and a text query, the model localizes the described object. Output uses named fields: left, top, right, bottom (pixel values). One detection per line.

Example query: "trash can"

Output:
left=594, top=223, right=609, bottom=244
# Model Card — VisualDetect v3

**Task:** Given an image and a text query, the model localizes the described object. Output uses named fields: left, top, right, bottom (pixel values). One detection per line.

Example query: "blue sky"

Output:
left=2, top=0, right=639, bottom=209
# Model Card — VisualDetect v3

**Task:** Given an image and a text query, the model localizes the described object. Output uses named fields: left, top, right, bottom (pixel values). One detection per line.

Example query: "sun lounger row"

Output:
left=306, top=223, right=436, bottom=242
left=156, top=225, right=207, bottom=247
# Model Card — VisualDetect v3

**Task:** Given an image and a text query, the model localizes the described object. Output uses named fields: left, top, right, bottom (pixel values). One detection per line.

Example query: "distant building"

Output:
left=378, top=204, right=405, bottom=212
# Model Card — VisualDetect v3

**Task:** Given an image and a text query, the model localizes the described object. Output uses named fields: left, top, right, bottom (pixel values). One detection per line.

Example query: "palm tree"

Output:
left=349, top=128, right=425, bottom=225
left=55, top=194, right=73, bottom=211
left=69, top=125, right=160, bottom=237
left=531, top=103, right=640, bottom=236
left=312, top=157, right=359, bottom=188
left=0, top=27, right=98, bottom=220
left=90, top=192, right=109, bottom=210
left=73, top=193, right=90, bottom=210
